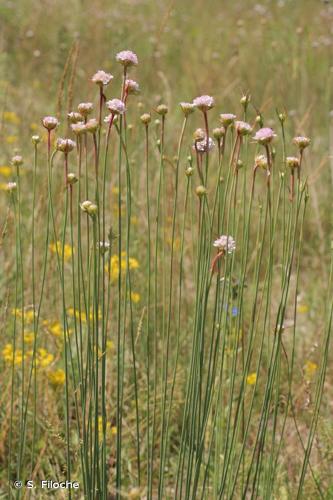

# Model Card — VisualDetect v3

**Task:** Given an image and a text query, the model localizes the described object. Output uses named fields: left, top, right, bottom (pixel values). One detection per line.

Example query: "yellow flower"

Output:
left=11, top=308, right=36, bottom=324
left=30, top=122, right=39, bottom=131
left=2, top=344, right=24, bottom=365
left=67, top=308, right=87, bottom=322
left=111, top=186, right=119, bottom=195
left=49, top=241, right=72, bottom=262
left=48, top=368, right=65, bottom=386
left=0, top=166, right=12, bottom=177
left=106, top=340, right=114, bottom=351
left=304, top=361, right=317, bottom=380
left=297, top=304, right=309, bottom=314
left=0, top=183, right=8, bottom=190
left=3, top=111, right=20, bottom=125
left=131, top=292, right=141, bottom=303
left=5, top=135, right=18, bottom=144
left=246, top=373, right=257, bottom=385
left=36, top=348, right=54, bottom=368
left=24, top=332, right=35, bottom=344
left=97, top=417, right=117, bottom=442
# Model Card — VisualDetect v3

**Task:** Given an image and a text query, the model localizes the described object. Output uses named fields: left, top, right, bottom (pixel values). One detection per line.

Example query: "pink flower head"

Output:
left=235, top=120, right=252, bottom=136
left=71, top=122, right=86, bottom=135
left=220, top=113, right=236, bottom=127
left=56, top=138, right=76, bottom=154
left=193, top=95, right=214, bottom=112
left=253, top=127, right=277, bottom=145
left=116, top=50, right=138, bottom=67
left=293, top=136, right=311, bottom=150
left=92, top=70, right=113, bottom=86
left=106, top=99, right=126, bottom=115
left=213, top=235, right=236, bottom=254
left=78, top=102, right=93, bottom=116
left=125, top=79, right=140, bottom=95
left=42, top=116, right=59, bottom=131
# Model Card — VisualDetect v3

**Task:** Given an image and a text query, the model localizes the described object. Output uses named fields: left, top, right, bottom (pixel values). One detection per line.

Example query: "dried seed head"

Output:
left=156, top=104, right=168, bottom=116
left=67, top=173, right=78, bottom=185
left=68, top=112, right=84, bottom=124
left=193, top=128, right=206, bottom=141
left=31, top=135, right=40, bottom=145
left=91, top=70, right=113, bottom=86
left=78, top=102, right=93, bottom=117
left=116, top=50, right=138, bottom=67
left=42, top=116, right=59, bottom=130
left=11, top=155, right=23, bottom=167
left=140, top=113, right=151, bottom=125
left=235, top=120, right=252, bottom=136
left=179, top=102, right=195, bottom=116
left=185, top=167, right=193, bottom=176
left=255, top=154, right=268, bottom=169
left=71, top=122, right=86, bottom=135
left=219, top=113, right=236, bottom=127
left=56, top=138, right=76, bottom=154
left=125, top=79, right=140, bottom=95
left=253, top=127, right=277, bottom=145
left=286, top=156, right=300, bottom=169
left=196, top=185, right=207, bottom=197
left=213, top=235, right=236, bottom=254
left=213, top=127, right=225, bottom=140
left=293, top=136, right=311, bottom=150
left=85, top=118, right=99, bottom=133
left=80, top=200, right=97, bottom=216
left=106, top=99, right=126, bottom=115
left=193, top=95, right=214, bottom=111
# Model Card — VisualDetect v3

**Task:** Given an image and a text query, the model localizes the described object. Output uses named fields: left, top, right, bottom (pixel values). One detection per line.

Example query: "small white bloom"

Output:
left=42, top=116, right=59, bottom=130
left=125, top=79, right=140, bottom=95
left=213, top=235, right=236, bottom=254
left=235, top=120, right=252, bottom=136
left=92, top=70, right=113, bottom=86
left=193, top=95, right=214, bottom=111
left=194, top=136, right=215, bottom=153
left=106, top=99, right=126, bottom=115
left=116, top=50, right=138, bottom=67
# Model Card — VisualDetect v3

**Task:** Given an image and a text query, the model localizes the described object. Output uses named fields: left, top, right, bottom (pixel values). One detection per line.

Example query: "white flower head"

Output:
left=293, top=136, right=311, bottom=150
left=92, top=70, right=113, bottom=86
left=56, top=138, right=76, bottom=154
left=42, top=116, right=59, bottom=131
left=235, top=120, right=252, bottom=136
left=116, top=50, right=138, bottom=67
left=180, top=102, right=195, bottom=116
left=11, top=155, right=23, bottom=167
left=78, top=102, right=93, bottom=117
left=68, top=111, right=84, bottom=124
left=286, top=156, right=300, bottom=169
left=106, top=99, right=126, bottom=115
left=125, top=79, right=140, bottom=95
left=220, top=113, right=236, bottom=127
left=193, top=95, right=214, bottom=112
left=194, top=136, right=215, bottom=153
left=71, top=122, right=87, bottom=135
left=85, top=118, right=99, bottom=133
left=6, top=181, right=17, bottom=192
left=213, top=235, right=236, bottom=254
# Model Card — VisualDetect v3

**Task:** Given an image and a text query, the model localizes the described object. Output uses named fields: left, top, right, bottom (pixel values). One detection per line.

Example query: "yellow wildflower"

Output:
left=2, top=344, right=24, bottom=365
left=11, top=308, right=36, bottom=324
left=5, top=135, right=18, bottom=144
left=49, top=241, right=72, bottom=262
left=97, top=416, right=117, bottom=442
left=24, top=332, right=35, bottom=344
left=35, top=348, right=54, bottom=368
left=48, top=368, right=65, bottom=386
left=246, top=373, right=257, bottom=385
left=30, top=122, right=39, bottom=131
left=0, top=183, right=8, bottom=190
left=304, top=361, right=317, bottom=380
left=3, top=111, right=20, bottom=125
left=297, top=304, right=309, bottom=314
left=131, top=292, right=141, bottom=303
left=0, top=166, right=12, bottom=177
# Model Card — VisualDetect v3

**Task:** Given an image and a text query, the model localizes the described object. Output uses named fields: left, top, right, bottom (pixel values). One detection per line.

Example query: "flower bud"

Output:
left=213, top=127, right=225, bottom=140
left=31, top=135, right=40, bottom=145
left=56, top=138, right=76, bottom=154
left=80, top=200, right=97, bottom=216
left=78, top=102, right=93, bottom=117
left=71, top=122, right=86, bottom=135
left=67, top=173, right=78, bottom=185
left=85, top=118, right=99, bottom=133
left=42, top=116, right=59, bottom=131
left=185, top=167, right=193, bottom=177
left=116, top=50, right=138, bottom=67
left=293, top=136, right=311, bottom=150
left=68, top=112, right=84, bottom=124
left=11, top=155, right=23, bottom=167
left=196, top=185, right=207, bottom=197
left=140, top=113, right=151, bottom=125
left=180, top=102, right=195, bottom=116
left=6, top=181, right=17, bottom=192
left=286, top=156, right=300, bottom=169
left=156, top=104, right=168, bottom=116
left=219, top=113, right=236, bottom=127
left=193, top=128, right=206, bottom=141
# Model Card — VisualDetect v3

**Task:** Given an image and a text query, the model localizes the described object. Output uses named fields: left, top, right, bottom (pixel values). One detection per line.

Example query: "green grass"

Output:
left=0, top=1, right=333, bottom=498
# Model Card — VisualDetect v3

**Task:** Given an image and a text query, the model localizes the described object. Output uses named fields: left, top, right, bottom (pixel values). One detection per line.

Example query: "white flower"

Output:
left=68, top=111, right=84, bottom=123
left=56, top=138, right=76, bottom=153
left=286, top=156, right=300, bottom=169
left=213, top=235, right=236, bottom=254
left=194, top=136, right=215, bottom=153
left=78, top=102, right=93, bottom=116
left=235, top=120, right=252, bottom=136
left=6, top=182, right=17, bottom=192
left=220, top=113, right=236, bottom=126
left=193, top=95, right=214, bottom=111
left=293, top=136, right=311, bottom=150
left=116, top=50, right=138, bottom=67
left=125, top=79, right=140, bottom=95
left=106, top=99, right=126, bottom=115
left=92, top=70, right=113, bottom=86
left=71, top=122, right=87, bottom=135
left=42, top=116, right=59, bottom=130
left=180, top=102, right=195, bottom=116
left=255, top=154, right=268, bottom=169
left=11, top=155, right=23, bottom=167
